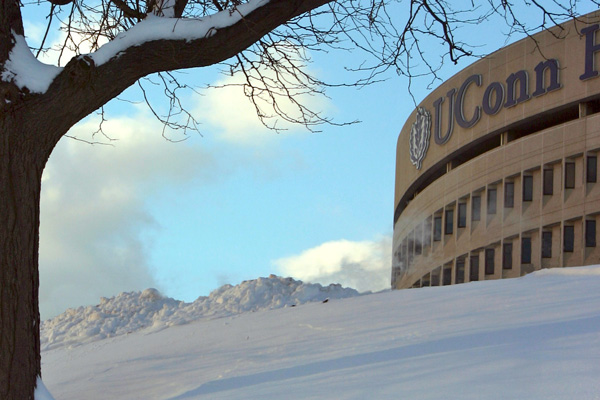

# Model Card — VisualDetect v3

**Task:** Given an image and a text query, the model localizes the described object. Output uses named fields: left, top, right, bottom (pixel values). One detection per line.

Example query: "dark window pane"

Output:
left=543, top=168, right=554, bottom=195
left=445, top=209, right=454, bottom=235
left=443, top=266, right=452, bottom=286
left=565, top=162, right=575, bottom=189
left=456, top=258, right=465, bottom=284
left=523, top=175, right=533, bottom=202
left=504, top=182, right=514, bottom=208
left=431, top=267, right=440, bottom=286
left=521, top=237, right=532, bottom=264
left=402, top=238, right=408, bottom=268
left=542, top=231, right=552, bottom=258
left=469, top=255, right=479, bottom=281
left=472, top=196, right=481, bottom=221
left=433, top=216, right=442, bottom=241
left=424, top=218, right=432, bottom=248
left=587, top=156, right=597, bottom=183
left=457, top=203, right=467, bottom=228
left=586, top=219, right=596, bottom=248
left=564, top=225, right=574, bottom=253
left=485, top=248, right=495, bottom=275
left=415, top=224, right=422, bottom=255
left=503, top=242, right=513, bottom=270
left=487, top=188, right=497, bottom=215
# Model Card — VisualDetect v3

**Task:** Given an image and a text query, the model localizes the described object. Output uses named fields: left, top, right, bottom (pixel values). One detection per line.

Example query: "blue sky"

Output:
left=23, top=1, right=598, bottom=319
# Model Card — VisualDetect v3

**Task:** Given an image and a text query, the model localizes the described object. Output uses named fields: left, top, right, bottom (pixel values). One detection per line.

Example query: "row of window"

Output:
left=407, top=218, right=598, bottom=288
left=427, top=156, right=598, bottom=242
left=396, top=213, right=599, bottom=275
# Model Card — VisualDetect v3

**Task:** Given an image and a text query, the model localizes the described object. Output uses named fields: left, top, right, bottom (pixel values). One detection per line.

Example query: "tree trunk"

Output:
left=0, top=122, right=48, bottom=399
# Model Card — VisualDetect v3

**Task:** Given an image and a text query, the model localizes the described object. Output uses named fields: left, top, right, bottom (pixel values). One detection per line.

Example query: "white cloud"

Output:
left=195, top=51, right=331, bottom=146
left=273, top=236, right=392, bottom=293
left=39, top=112, right=217, bottom=319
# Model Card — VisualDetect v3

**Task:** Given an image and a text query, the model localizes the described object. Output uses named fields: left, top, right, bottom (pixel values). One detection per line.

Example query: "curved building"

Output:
left=392, top=11, right=600, bottom=289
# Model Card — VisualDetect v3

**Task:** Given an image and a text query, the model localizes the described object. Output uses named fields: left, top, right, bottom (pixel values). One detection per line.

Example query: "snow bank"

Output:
left=41, top=275, right=359, bottom=350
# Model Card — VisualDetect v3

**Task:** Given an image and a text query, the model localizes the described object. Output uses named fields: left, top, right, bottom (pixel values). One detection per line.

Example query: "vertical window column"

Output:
left=523, top=175, right=533, bottom=202
left=564, top=225, right=575, bottom=253
left=455, top=258, right=465, bottom=284
left=472, top=195, right=481, bottom=222
left=442, top=264, right=452, bottom=286
left=542, top=231, right=553, bottom=258
left=487, top=187, right=497, bottom=215
left=586, top=219, right=597, bottom=248
left=445, top=208, right=454, bottom=235
left=433, top=215, right=442, bottom=242
left=457, top=202, right=467, bottom=228
left=565, top=161, right=576, bottom=189
left=415, top=223, right=423, bottom=255
left=469, top=254, right=480, bottom=281
left=503, top=241, right=513, bottom=270
left=543, top=168, right=554, bottom=195
left=587, top=154, right=597, bottom=183
left=431, top=267, right=441, bottom=286
left=485, top=248, right=495, bottom=275
left=504, top=181, right=514, bottom=208
left=521, top=237, right=532, bottom=264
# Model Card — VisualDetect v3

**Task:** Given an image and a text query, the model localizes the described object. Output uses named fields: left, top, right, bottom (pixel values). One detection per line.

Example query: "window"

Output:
left=414, top=224, right=422, bottom=255
left=485, top=248, right=495, bottom=275
left=504, top=181, right=514, bottom=208
left=443, top=265, right=452, bottom=286
left=503, top=242, right=513, bottom=270
left=472, top=195, right=481, bottom=221
left=455, top=258, right=465, bottom=284
left=457, top=203, right=467, bottom=228
left=565, top=162, right=575, bottom=189
left=564, top=225, right=574, bottom=253
left=521, top=237, right=532, bottom=264
left=543, top=168, right=554, bottom=195
left=433, top=216, right=442, bottom=241
left=401, top=238, right=408, bottom=267
left=445, top=209, right=454, bottom=235
left=469, top=255, right=479, bottom=281
left=523, top=175, right=533, bottom=202
left=587, top=155, right=597, bottom=183
left=431, top=267, right=440, bottom=286
left=424, top=218, right=432, bottom=248
left=487, top=188, right=497, bottom=215
left=542, top=231, right=552, bottom=258
left=586, top=219, right=596, bottom=248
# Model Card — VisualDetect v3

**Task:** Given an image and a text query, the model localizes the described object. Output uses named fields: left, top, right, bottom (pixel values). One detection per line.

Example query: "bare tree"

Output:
left=0, top=0, right=594, bottom=398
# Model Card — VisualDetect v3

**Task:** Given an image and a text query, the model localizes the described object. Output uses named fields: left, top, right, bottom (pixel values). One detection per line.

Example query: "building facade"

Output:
left=392, top=11, right=600, bottom=289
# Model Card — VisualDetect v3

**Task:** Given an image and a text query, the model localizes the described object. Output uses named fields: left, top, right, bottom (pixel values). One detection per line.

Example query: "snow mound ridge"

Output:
left=41, top=275, right=360, bottom=350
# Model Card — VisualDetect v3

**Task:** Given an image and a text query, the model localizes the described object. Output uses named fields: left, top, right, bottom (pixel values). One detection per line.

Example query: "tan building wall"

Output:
left=392, top=11, right=600, bottom=289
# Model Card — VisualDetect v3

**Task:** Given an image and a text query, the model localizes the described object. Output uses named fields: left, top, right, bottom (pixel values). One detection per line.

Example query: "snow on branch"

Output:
left=1, top=34, right=62, bottom=94
left=90, top=0, right=270, bottom=66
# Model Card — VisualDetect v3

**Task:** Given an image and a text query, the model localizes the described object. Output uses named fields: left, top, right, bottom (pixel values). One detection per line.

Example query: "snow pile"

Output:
left=41, top=275, right=359, bottom=350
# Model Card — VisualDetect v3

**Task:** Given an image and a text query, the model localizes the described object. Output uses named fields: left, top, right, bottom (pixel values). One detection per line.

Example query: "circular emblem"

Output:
left=409, top=107, right=431, bottom=170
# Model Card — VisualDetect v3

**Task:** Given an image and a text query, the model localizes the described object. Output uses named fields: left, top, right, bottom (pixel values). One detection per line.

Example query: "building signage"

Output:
left=409, top=107, right=431, bottom=170
left=409, top=23, right=600, bottom=169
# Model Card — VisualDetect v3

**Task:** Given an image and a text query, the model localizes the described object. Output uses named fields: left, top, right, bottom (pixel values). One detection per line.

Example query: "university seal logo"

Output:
left=409, top=107, right=431, bottom=170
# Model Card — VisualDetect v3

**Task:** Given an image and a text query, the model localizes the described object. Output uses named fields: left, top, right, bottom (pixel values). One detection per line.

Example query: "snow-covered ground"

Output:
left=41, top=268, right=600, bottom=399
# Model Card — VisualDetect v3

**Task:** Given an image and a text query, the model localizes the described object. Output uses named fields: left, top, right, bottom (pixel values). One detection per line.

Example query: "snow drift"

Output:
left=41, top=275, right=360, bottom=350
